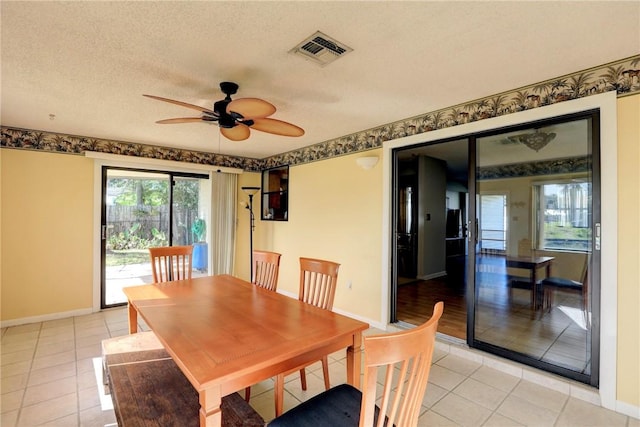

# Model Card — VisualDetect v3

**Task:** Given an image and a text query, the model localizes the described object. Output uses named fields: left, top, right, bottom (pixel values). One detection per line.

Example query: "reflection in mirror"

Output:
left=261, top=166, right=289, bottom=221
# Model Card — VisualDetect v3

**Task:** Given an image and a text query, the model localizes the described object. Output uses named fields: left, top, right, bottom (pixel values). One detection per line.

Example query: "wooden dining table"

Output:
left=123, top=274, right=369, bottom=427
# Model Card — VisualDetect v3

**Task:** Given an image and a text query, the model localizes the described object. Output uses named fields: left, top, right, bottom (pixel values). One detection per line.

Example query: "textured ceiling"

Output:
left=2, top=1, right=639, bottom=159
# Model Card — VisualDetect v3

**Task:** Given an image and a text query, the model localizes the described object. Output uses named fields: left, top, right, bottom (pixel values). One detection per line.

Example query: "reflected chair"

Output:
left=244, top=250, right=282, bottom=401
left=540, top=259, right=589, bottom=325
left=252, top=250, right=282, bottom=291
left=268, top=302, right=444, bottom=427
left=149, top=245, right=193, bottom=282
left=273, top=257, right=340, bottom=416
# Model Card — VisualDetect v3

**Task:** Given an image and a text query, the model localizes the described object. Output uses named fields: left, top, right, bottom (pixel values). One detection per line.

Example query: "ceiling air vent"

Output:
left=290, top=31, right=352, bottom=66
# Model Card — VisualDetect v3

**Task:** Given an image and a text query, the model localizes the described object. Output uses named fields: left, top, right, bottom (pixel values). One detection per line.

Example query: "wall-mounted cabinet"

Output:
left=261, top=165, right=288, bottom=221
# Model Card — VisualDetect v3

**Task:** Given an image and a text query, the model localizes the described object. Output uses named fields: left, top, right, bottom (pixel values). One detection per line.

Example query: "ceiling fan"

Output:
left=143, top=82, right=304, bottom=142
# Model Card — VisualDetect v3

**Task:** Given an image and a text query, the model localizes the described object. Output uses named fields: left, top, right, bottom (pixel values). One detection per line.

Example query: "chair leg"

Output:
left=546, top=289, right=554, bottom=312
left=299, top=368, right=307, bottom=391
left=542, top=289, right=550, bottom=312
left=274, top=373, right=285, bottom=417
left=244, top=386, right=251, bottom=402
left=321, top=356, right=330, bottom=390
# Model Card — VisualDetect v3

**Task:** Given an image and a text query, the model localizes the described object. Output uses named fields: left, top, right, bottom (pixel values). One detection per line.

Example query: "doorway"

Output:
left=393, top=138, right=469, bottom=339
left=391, top=111, right=600, bottom=386
left=100, top=167, right=210, bottom=308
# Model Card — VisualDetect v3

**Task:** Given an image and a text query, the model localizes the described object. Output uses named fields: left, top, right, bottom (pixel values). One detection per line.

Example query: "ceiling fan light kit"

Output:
left=144, top=82, right=304, bottom=142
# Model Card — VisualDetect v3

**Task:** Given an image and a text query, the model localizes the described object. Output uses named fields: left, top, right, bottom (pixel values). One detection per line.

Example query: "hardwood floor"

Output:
left=395, top=260, right=591, bottom=375
left=396, top=276, right=467, bottom=339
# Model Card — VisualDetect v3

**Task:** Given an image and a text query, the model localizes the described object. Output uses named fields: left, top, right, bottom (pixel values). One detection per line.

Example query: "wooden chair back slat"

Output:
left=266, top=302, right=444, bottom=427
left=298, top=258, right=340, bottom=310
left=361, top=302, right=443, bottom=427
left=252, top=250, right=281, bottom=292
left=149, top=245, right=193, bottom=283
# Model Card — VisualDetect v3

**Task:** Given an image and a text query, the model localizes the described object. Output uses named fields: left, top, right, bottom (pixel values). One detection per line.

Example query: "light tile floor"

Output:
left=1, top=308, right=638, bottom=427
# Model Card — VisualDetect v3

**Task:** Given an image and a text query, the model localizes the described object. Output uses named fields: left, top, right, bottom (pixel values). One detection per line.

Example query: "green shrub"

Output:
left=107, top=223, right=167, bottom=250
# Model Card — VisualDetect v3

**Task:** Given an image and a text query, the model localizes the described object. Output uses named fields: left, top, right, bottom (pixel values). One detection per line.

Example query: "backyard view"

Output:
left=103, top=169, right=210, bottom=306
left=540, top=182, right=592, bottom=251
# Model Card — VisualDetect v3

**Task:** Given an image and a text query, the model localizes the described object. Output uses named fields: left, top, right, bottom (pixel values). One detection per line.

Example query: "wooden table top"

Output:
left=477, top=255, right=555, bottom=268
left=123, top=274, right=369, bottom=395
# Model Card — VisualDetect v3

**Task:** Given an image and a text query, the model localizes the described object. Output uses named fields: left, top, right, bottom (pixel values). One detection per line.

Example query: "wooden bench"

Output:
left=101, top=331, right=165, bottom=393
left=104, top=346, right=265, bottom=427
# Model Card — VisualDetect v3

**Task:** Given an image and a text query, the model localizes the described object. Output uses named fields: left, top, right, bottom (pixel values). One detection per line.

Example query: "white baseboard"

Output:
left=0, top=307, right=95, bottom=328
left=332, top=306, right=387, bottom=331
left=616, top=399, right=640, bottom=420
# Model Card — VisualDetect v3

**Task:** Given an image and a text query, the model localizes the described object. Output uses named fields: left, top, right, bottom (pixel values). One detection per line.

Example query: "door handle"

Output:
left=469, top=219, right=478, bottom=244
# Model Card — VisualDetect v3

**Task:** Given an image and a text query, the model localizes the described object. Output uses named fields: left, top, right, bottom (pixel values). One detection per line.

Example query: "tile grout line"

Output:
left=15, top=321, right=43, bottom=427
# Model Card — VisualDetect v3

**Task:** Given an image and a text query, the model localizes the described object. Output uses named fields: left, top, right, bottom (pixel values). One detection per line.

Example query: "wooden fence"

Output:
left=106, top=205, right=200, bottom=247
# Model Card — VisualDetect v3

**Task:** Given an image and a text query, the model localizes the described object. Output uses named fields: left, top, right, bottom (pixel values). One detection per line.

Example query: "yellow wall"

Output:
left=1, top=150, right=94, bottom=319
left=616, top=93, right=640, bottom=407
left=244, top=151, right=383, bottom=321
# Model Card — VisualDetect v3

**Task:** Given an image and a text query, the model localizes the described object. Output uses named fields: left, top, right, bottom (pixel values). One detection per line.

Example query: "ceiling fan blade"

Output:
left=251, top=118, right=305, bottom=137
left=221, top=124, right=251, bottom=141
left=227, top=98, right=276, bottom=119
left=143, top=94, right=216, bottom=115
left=156, top=117, right=208, bottom=124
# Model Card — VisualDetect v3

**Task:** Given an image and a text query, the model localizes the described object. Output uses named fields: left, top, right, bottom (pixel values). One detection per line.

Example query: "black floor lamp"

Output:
left=241, top=186, right=260, bottom=281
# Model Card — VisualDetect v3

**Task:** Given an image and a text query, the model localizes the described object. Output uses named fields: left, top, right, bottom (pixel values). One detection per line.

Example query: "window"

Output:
left=478, top=193, right=507, bottom=253
left=534, top=181, right=591, bottom=251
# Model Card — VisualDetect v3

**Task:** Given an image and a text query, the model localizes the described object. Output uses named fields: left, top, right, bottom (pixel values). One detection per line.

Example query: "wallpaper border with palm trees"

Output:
left=2, top=56, right=639, bottom=172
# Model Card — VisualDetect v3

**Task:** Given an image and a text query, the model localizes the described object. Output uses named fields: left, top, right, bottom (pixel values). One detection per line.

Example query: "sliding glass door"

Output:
left=391, top=111, right=600, bottom=386
left=101, top=167, right=210, bottom=308
left=471, top=112, right=599, bottom=385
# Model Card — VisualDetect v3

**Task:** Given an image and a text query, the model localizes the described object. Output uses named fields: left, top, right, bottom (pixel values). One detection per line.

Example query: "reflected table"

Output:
left=478, top=255, right=555, bottom=309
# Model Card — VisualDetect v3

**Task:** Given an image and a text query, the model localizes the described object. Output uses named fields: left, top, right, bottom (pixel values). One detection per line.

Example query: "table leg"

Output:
left=541, top=263, right=552, bottom=310
left=199, top=386, right=222, bottom=427
left=532, top=267, right=538, bottom=309
left=346, top=331, right=363, bottom=388
left=127, top=303, right=138, bottom=334
left=274, top=374, right=285, bottom=417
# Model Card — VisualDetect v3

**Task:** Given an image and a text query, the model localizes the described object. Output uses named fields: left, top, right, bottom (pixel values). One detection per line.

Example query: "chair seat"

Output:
left=541, top=277, right=582, bottom=290
left=268, top=384, right=380, bottom=427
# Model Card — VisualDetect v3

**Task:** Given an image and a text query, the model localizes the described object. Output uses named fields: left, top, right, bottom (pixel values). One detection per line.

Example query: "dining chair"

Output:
left=268, top=302, right=444, bottom=427
left=244, top=250, right=282, bottom=401
left=252, top=250, right=282, bottom=291
left=540, top=257, right=589, bottom=325
left=272, top=257, right=340, bottom=416
left=149, top=245, right=193, bottom=282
